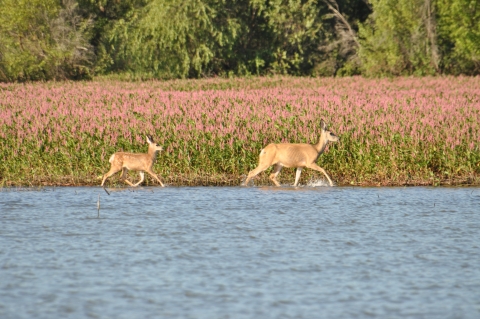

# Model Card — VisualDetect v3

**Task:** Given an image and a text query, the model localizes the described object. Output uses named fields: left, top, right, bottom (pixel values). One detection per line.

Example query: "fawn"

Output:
left=101, top=135, right=165, bottom=187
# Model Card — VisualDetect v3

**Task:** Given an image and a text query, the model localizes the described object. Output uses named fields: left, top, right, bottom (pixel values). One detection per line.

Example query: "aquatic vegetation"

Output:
left=1, top=76, right=479, bottom=186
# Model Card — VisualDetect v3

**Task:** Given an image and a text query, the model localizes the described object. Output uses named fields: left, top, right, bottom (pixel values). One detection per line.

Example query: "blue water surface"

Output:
left=1, top=186, right=479, bottom=319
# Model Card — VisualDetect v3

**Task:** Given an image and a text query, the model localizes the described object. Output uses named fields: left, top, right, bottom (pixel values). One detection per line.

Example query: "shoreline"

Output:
left=2, top=174, right=479, bottom=188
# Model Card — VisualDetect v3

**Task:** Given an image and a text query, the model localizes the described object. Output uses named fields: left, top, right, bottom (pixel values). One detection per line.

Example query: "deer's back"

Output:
left=111, top=152, right=153, bottom=171
left=262, top=143, right=318, bottom=168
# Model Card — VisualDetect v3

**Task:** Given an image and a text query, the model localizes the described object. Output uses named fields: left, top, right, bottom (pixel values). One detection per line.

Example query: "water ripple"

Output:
left=0, top=186, right=479, bottom=319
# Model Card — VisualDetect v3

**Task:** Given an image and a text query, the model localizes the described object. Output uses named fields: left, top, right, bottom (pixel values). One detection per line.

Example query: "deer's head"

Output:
left=321, top=120, right=339, bottom=143
left=146, top=135, right=163, bottom=152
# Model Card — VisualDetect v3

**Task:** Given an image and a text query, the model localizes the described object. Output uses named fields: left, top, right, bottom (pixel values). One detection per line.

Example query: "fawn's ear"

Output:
left=146, top=135, right=154, bottom=144
left=320, top=119, right=327, bottom=131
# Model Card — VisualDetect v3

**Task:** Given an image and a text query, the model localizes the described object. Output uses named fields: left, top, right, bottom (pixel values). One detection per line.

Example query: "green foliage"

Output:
left=1, top=77, right=478, bottom=186
left=76, top=0, right=148, bottom=74
left=0, top=0, right=94, bottom=81
left=358, top=0, right=480, bottom=76
left=358, top=0, right=438, bottom=76
left=1, top=0, right=479, bottom=80
left=99, top=0, right=346, bottom=78
left=112, top=0, right=217, bottom=78
left=240, top=0, right=326, bottom=75
left=437, top=0, right=480, bottom=74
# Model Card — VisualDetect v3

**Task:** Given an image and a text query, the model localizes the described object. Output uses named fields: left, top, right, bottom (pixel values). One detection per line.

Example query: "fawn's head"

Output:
left=146, top=135, right=163, bottom=152
left=321, top=119, right=339, bottom=143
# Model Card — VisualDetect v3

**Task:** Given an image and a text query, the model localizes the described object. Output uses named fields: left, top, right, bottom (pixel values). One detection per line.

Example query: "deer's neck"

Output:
left=314, top=134, right=328, bottom=155
left=148, top=150, right=159, bottom=162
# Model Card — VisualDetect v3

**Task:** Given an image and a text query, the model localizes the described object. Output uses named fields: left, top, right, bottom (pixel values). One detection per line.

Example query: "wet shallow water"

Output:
left=1, top=186, right=480, bottom=318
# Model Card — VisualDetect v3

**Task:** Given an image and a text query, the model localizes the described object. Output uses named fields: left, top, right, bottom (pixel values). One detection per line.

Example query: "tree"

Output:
left=314, top=0, right=371, bottom=76
left=437, top=0, right=480, bottom=74
left=0, top=0, right=94, bottom=81
left=100, top=0, right=343, bottom=78
left=358, top=0, right=440, bottom=76
left=76, top=0, right=148, bottom=74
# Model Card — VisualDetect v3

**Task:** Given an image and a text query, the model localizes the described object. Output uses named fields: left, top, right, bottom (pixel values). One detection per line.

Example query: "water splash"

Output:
left=306, top=178, right=331, bottom=187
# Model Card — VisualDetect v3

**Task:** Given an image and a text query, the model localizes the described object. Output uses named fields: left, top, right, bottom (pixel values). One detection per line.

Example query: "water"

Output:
left=1, top=186, right=479, bottom=319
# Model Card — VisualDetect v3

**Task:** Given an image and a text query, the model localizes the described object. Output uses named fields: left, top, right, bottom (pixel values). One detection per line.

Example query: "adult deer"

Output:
left=101, top=135, right=165, bottom=187
left=243, top=119, right=339, bottom=187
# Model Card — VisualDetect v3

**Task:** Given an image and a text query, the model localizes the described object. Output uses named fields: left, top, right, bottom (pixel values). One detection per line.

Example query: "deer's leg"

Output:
left=119, top=167, right=127, bottom=179
left=123, top=179, right=136, bottom=187
left=306, top=163, right=334, bottom=186
left=132, top=172, right=145, bottom=187
left=145, top=169, right=165, bottom=187
left=293, top=167, right=303, bottom=187
left=119, top=168, right=138, bottom=187
left=269, top=164, right=283, bottom=187
left=244, top=163, right=271, bottom=186
left=123, top=177, right=136, bottom=187
left=101, top=167, right=121, bottom=186
left=244, top=148, right=277, bottom=186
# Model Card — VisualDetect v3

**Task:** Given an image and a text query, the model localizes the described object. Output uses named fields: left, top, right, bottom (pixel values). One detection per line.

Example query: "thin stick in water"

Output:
left=97, top=194, right=100, bottom=218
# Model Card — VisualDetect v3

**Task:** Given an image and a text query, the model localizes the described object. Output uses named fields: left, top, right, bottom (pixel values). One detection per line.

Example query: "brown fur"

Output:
left=244, top=120, right=339, bottom=186
left=101, top=135, right=165, bottom=187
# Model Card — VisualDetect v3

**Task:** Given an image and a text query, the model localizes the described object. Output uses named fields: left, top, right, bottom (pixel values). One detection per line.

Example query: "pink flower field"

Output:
left=1, top=76, right=479, bottom=186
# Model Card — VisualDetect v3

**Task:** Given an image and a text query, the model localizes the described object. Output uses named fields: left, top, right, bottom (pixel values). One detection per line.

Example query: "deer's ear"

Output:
left=320, top=119, right=326, bottom=131
left=146, top=135, right=153, bottom=144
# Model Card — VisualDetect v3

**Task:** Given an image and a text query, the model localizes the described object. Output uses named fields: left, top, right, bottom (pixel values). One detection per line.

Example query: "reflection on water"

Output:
left=1, top=186, right=480, bottom=319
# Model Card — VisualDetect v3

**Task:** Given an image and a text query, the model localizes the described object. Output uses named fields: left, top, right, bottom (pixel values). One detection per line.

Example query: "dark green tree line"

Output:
left=0, top=0, right=478, bottom=81
left=358, top=0, right=480, bottom=76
